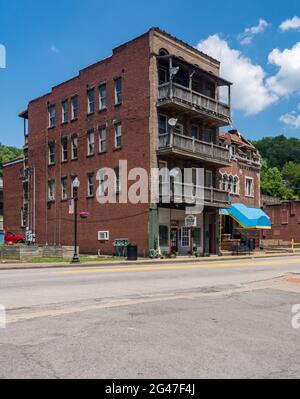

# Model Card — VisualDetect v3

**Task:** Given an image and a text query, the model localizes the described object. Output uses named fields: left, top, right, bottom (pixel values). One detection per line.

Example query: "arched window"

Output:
left=228, top=175, right=233, bottom=193
left=222, top=174, right=228, bottom=191
left=159, top=48, right=169, bottom=56
left=233, top=176, right=239, bottom=195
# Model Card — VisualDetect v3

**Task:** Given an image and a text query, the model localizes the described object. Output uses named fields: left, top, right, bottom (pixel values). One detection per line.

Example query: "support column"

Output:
left=214, top=210, right=220, bottom=256
left=149, top=206, right=159, bottom=256
left=203, top=210, right=210, bottom=256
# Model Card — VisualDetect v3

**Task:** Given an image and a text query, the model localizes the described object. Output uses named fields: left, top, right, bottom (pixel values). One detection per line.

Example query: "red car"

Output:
left=4, top=230, right=25, bottom=244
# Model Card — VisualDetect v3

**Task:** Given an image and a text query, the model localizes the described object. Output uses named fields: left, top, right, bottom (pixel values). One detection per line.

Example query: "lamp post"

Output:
left=71, top=177, right=80, bottom=264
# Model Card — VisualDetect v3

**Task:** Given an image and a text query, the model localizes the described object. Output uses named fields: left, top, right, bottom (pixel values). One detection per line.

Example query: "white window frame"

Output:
left=48, top=180, right=56, bottom=202
left=62, top=100, right=69, bottom=123
left=99, top=83, right=107, bottom=111
left=87, top=129, right=95, bottom=156
left=99, top=125, right=107, bottom=153
left=245, top=177, right=254, bottom=198
left=61, top=177, right=68, bottom=201
left=87, top=172, right=95, bottom=197
left=114, top=77, right=122, bottom=105
left=71, top=135, right=78, bottom=160
left=61, top=137, right=68, bottom=162
left=98, top=231, right=109, bottom=241
left=114, top=122, right=122, bottom=149
left=48, top=141, right=55, bottom=165
left=181, top=227, right=190, bottom=248
left=87, top=89, right=95, bottom=114
left=48, top=105, right=56, bottom=128
left=115, top=167, right=121, bottom=194
left=71, top=95, right=78, bottom=120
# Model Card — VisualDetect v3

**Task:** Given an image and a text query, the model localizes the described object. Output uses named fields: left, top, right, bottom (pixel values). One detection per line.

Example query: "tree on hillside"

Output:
left=282, top=162, right=300, bottom=197
left=253, top=135, right=300, bottom=169
left=0, top=143, right=23, bottom=173
left=260, top=160, right=295, bottom=200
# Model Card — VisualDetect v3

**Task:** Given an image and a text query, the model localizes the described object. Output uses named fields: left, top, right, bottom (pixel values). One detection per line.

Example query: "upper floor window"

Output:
left=99, top=83, right=107, bottom=110
left=48, top=141, right=55, bottom=165
left=245, top=177, right=254, bottom=197
left=159, top=115, right=168, bottom=135
left=192, top=125, right=200, bottom=140
left=99, top=125, right=107, bottom=153
left=233, top=176, right=239, bottom=195
left=114, top=122, right=122, bottom=149
left=48, top=180, right=56, bottom=202
left=115, top=77, right=122, bottom=105
left=115, top=167, right=121, bottom=194
left=204, top=82, right=216, bottom=99
left=71, top=95, right=78, bottom=120
left=245, top=149, right=252, bottom=161
left=61, top=137, right=68, bottom=162
left=71, top=176, right=78, bottom=198
left=48, top=105, right=56, bottom=128
left=71, top=134, right=78, bottom=160
left=230, top=145, right=236, bottom=156
left=87, top=129, right=95, bottom=155
left=87, top=89, right=95, bottom=114
left=203, top=129, right=214, bottom=143
left=62, top=100, right=69, bottom=123
left=87, top=172, right=95, bottom=197
left=159, top=68, right=168, bottom=85
left=61, top=177, right=68, bottom=201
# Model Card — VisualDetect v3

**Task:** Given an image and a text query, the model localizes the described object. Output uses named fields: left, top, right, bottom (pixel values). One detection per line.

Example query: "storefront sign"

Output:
left=185, top=215, right=197, bottom=228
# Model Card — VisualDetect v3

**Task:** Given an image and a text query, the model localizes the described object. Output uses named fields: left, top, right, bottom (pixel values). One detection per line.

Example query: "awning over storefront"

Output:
left=220, top=204, right=272, bottom=230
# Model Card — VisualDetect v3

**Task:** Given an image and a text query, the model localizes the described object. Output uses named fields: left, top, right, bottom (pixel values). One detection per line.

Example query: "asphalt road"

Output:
left=0, top=256, right=300, bottom=379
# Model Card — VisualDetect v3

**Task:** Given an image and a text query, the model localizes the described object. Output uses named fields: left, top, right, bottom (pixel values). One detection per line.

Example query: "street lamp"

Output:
left=71, top=177, right=80, bottom=264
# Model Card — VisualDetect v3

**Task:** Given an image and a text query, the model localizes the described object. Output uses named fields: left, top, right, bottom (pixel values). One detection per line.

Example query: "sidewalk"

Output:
left=0, top=251, right=299, bottom=271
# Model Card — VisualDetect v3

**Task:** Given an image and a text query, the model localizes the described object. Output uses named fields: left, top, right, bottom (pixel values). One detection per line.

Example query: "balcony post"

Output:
left=169, top=57, right=174, bottom=99
left=228, top=85, right=231, bottom=108
left=192, top=136, right=195, bottom=153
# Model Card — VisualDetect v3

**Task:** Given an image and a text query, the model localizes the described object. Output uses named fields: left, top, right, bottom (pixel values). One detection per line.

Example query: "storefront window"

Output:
left=159, top=225, right=169, bottom=247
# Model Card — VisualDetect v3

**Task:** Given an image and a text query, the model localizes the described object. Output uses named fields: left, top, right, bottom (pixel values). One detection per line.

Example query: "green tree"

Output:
left=260, top=160, right=295, bottom=200
left=0, top=143, right=23, bottom=173
left=253, top=135, right=300, bottom=169
left=282, top=162, right=300, bottom=198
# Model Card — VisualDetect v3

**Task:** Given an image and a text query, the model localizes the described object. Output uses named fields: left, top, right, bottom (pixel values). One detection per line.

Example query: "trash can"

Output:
left=127, top=244, right=138, bottom=261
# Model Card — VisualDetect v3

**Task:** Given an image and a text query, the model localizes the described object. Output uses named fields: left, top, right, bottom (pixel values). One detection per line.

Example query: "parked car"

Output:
left=2, top=230, right=25, bottom=244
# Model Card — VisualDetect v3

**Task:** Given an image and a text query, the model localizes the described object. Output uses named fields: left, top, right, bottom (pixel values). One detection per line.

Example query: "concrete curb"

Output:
left=0, top=252, right=299, bottom=271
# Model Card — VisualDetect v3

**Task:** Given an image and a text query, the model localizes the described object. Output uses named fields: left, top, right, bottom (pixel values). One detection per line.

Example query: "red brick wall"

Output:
left=221, top=160, right=260, bottom=208
left=263, top=202, right=300, bottom=243
left=3, top=161, right=24, bottom=235
left=25, top=32, right=152, bottom=254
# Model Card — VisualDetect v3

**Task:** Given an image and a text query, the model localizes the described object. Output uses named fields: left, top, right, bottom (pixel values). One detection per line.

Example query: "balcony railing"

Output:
left=158, top=82, right=231, bottom=120
left=158, top=133, right=231, bottom=165
left=160, top=182, right=229, bottom=207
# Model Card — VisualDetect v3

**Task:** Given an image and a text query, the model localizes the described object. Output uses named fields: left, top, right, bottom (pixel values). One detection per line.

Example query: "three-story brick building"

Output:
left=4, top=28, right=233, bottom=256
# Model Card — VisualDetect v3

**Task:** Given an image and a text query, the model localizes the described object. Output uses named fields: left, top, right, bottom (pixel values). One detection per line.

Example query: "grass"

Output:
left=0, top=257, right=127, bottom=264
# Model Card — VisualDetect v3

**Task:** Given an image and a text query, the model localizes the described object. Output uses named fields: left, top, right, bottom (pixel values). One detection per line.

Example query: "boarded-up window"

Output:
left=280, top=209, right=289, bottom=225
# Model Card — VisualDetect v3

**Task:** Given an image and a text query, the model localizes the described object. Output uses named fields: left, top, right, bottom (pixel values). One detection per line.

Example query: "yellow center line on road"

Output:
left=55, top=258, right=300, bottom=276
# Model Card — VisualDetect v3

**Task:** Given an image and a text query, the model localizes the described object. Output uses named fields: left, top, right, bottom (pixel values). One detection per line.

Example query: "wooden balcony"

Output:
left=160, top=182, right=230, bottom=208
left=158, top=83, right=231, bottom=126
left=158, top=133, right=231, bottom=167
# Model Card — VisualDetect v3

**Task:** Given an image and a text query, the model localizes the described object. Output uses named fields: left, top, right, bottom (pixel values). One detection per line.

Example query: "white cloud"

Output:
left=266, top=42, right=300, bottom=96
left=238, top=19, right=270, bottom=45
left=280, top=112, right=300, bottom=128
left=196, top=35, right=278, bottom=115
left=50, top=45, right=59, bottom=54
left=280, top=16, right=300, bottom=32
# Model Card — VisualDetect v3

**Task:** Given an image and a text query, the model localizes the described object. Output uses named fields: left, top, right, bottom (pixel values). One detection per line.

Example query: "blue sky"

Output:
left=0, top=0, right=300, bottom=147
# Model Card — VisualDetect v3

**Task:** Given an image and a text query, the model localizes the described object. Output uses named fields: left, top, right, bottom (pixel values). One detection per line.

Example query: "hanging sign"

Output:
left=185, top=215, right=197, bottom=228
